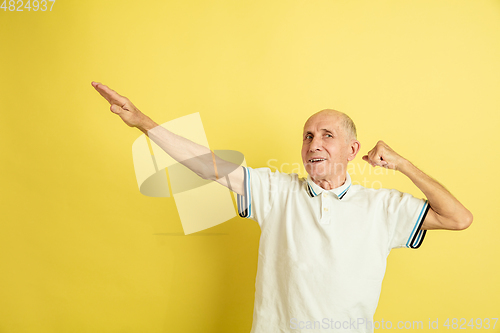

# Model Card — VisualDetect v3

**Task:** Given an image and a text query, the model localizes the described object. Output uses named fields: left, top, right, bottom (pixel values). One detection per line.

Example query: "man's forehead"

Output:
left=303, top=127, right=337, bottom=134
left=303, top=116, right=341, bottom=133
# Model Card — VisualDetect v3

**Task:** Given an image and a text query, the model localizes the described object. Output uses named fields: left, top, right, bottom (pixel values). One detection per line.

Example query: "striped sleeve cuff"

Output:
left=237, top=166, right=251, bottom=218
left=405, top=200, right=430, bottom=249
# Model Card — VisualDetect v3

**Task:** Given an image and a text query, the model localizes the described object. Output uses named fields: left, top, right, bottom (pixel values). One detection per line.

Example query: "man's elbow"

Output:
left=455, top=210, right=473, bottom=230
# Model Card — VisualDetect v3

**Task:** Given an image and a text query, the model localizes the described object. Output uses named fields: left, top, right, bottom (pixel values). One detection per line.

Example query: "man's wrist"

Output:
left=396, top=158, right=413, bottom=174
left=138, top=116, right=158, bottom=135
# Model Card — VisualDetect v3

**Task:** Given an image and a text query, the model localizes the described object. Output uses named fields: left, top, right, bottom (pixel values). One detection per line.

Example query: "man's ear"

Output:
left=347, top=140, right=361, bottom=161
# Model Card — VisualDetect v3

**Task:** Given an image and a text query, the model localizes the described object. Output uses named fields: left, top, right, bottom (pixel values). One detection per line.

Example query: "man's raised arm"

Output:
left=362, top=140, right=473, bottom=231
left=91, top=81, right=245, bottom=196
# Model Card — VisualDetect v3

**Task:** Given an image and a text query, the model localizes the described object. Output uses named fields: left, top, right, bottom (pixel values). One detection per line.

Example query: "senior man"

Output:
left=92, top=81, right=472, bottom=333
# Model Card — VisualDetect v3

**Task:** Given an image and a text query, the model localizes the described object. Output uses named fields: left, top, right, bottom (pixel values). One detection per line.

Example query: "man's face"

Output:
left=301, top=113, right=351, bottom=180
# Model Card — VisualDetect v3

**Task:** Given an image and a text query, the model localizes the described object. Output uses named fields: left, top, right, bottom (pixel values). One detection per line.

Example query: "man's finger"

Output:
left=110, top=104, right=124, bottom=114
left=373, top=157, right=384, bottom=167
left=368, top=150, right=377, bottom=164
left=93, top=82, right=114, bottom=104
left=362, top=155, right=375, bottom=167
left=92, top=81, right=128, bottom=106
left=96, top=83, right=125, bottom=104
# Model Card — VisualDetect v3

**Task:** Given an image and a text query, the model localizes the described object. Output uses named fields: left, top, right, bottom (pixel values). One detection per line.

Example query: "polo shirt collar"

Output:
left=306, top=171, right=352, bottom=200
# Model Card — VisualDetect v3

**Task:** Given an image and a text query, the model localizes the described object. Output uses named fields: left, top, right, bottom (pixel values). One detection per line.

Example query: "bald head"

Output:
left=305, top=109, right=357, bottom=143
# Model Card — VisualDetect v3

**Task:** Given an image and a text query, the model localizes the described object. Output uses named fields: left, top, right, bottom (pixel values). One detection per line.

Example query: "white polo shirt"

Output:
left=237, top=166, right=430, bottom=333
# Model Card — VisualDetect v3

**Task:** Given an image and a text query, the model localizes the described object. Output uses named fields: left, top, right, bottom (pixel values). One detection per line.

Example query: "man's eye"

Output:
left=306, top=135, right=312, bottom=139
left=326, top=134, right=332, bottom=138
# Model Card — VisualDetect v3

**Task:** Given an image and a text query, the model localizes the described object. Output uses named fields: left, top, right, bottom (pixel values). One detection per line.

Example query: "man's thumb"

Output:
left=110, top=104, right=123, bottom=114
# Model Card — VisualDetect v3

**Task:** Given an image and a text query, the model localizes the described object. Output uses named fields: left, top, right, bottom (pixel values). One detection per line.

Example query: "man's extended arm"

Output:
left=91, top=81, right=245, bottom=196
left=362, top=140, right=473, bottom=231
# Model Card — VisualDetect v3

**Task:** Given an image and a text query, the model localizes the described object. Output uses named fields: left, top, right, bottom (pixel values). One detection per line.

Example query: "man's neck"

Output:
left=311, top=173, right=346, bottom=190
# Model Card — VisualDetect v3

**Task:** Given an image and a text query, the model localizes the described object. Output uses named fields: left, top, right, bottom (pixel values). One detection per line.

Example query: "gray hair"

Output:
left=312, top=109, right=357, bottom=143
left=340, top=112, right=357, bottom=143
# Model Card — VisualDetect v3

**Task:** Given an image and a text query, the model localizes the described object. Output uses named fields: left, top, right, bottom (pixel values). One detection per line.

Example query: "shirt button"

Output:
left=324, top=208, right=328, bottom=211
left=323, top=193, right=328, bottom=197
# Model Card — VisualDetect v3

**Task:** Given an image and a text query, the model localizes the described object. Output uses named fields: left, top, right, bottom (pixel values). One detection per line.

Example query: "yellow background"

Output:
left=1, top=0, right=499, bottom=332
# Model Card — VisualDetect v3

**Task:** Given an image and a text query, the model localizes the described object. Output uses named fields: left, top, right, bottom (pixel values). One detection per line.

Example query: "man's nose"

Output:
left=309, top=137, right=322, bottom=151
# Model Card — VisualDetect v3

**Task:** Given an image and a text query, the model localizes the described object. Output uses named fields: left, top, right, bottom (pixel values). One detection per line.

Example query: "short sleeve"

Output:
left=236, top=166, right=284, bottom=226
left=385, top=189, right=431, bottom=249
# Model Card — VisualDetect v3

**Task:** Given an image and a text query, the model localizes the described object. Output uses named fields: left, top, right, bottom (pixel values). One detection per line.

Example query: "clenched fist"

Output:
left=362, top=140, right=406, bottom=171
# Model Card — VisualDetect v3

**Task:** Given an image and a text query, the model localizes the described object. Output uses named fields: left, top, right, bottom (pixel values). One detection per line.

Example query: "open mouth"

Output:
left=309, top=158, right=326, bottom=164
